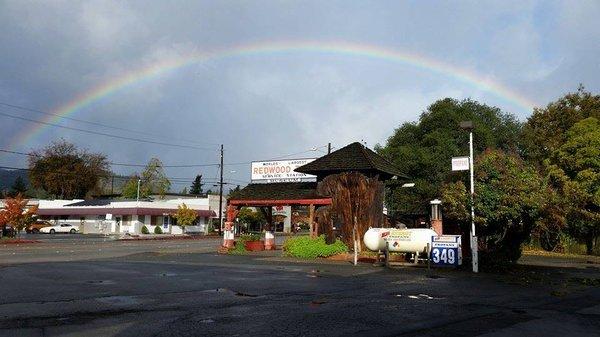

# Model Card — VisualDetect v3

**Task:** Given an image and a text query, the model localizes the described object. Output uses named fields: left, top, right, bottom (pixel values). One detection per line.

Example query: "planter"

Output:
left=244, top=240, right=265, bottom=251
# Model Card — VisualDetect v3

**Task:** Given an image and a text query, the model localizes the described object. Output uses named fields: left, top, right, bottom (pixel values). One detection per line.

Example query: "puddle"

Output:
left=235, top=292, right=258, bottom=297
left=86, top=280, right=115, bottom=285
left=96, top=296, right=139, bottom=306
left=394, top=293, right=444, bottom=300
left=203, top=288, right=259, bottom=297
left=199, top=318, right=215, bottom=324
left=310, top=299, right=327, bottom=307
left=159, top=272, right=177, bottom=277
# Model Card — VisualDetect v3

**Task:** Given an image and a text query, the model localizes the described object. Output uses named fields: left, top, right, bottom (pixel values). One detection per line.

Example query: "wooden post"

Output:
left=308, top=204, right=315, bottom=238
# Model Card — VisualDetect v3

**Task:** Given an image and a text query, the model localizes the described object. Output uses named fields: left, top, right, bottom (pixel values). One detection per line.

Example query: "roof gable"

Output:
left=295, top=142, right=408, bottom=180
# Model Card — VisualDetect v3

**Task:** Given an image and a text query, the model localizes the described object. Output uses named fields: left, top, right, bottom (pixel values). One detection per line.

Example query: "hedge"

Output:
left=283, top=235, right=348, bottom=259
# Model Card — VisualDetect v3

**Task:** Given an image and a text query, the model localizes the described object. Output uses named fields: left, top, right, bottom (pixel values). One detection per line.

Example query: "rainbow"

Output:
left=8, top=41, right=538, bottom=151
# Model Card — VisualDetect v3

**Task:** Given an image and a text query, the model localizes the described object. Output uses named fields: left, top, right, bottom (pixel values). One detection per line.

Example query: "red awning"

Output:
left=37, top=208, right=216, bottom=217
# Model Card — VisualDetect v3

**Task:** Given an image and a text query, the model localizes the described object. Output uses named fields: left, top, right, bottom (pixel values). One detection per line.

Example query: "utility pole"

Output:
left=218, top=144, right=224, bottom=236
left=468, top=130, right=478, bottom=273
left=327, top=142, right=331, bottom=154
left=460, top=121, right=478, bottom=273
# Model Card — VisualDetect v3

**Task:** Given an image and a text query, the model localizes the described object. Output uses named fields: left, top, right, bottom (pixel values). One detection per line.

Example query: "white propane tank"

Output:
left=363, top=228, right=438, bottom=253
left=363, top=228, right=391, bottom=251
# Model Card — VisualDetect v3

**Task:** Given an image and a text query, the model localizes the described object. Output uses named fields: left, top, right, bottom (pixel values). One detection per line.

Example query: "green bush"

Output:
left=141, top=225, right=150, bottom=234
left=154, top=226, right=163, bottom=234
left=229, top=233, right=261, bottom=255
left=283, top=235, right=348, bottom=259
left=240, top=233, right=262, bottom=242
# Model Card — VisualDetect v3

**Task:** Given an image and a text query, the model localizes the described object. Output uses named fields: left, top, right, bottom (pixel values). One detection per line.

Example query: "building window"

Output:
left=163, top=216, right=169, bottom=228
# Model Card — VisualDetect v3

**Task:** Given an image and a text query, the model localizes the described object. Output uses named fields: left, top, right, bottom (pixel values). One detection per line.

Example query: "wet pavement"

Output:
left=0, top=239, right=599, bottom=336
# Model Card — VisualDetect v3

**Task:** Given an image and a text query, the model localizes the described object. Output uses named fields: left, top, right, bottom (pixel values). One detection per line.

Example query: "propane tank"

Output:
left=363, top=228, right=437, bottom=253
left=363, top=228, right=391, bottom=251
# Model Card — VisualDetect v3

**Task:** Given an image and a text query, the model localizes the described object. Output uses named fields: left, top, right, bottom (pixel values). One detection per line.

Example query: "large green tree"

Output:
left=521, top=86, right=600, bottom=167
left=122, top=158, right=171, bottom=199
left=546, top=118, right=600, bottom=254
left=442, top=150, right=545, bottom=266
left=28, top=140, right=109, bottom=199
left=377, top=98, right=521, bottom=215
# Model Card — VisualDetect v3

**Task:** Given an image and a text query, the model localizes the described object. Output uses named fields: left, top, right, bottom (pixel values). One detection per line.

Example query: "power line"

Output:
left=0, top=101, right=220, bottom=147
left=0, top=149, right=220, bottom=168
left=0, top=110, right=217, bottom=151
left=0, top=165, right=235, bottom=185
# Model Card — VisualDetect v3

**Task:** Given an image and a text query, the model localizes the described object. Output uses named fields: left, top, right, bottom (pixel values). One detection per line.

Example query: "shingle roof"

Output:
left=295, top=142, right=409, bottom=180
left=230, top=182, right=321, bottom=201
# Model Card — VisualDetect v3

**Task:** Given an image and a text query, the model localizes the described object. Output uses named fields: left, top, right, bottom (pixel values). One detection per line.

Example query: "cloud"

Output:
left=1, top=0, right=599, bottom=184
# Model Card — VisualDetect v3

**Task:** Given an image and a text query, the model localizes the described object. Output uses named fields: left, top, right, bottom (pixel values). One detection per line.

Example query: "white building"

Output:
left=31, top=195, right=225, bottom=235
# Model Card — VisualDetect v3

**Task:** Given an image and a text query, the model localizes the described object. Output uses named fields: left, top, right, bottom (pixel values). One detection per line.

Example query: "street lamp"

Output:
left=460, top=121, right=478, bottom=273
left=136, top=179, right=141, bottom=202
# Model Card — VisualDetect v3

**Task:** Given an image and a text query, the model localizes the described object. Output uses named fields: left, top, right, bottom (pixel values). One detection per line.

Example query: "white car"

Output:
left=40, top=223, right=79, bottom=234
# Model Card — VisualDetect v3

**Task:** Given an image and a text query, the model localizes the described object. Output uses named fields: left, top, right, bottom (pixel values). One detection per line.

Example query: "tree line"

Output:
left=377, top=86, right=600, bottom=264
left=3, top=139, right=227, bottom=200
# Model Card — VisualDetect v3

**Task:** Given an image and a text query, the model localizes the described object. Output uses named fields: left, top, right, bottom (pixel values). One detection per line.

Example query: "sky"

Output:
left=0, top=0, right=599, bottom=190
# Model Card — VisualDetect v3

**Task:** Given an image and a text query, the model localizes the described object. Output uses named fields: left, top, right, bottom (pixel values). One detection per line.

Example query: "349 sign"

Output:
left=430, top=236, right=462, bottom=267
left=431, top=247, right=458, bottom=265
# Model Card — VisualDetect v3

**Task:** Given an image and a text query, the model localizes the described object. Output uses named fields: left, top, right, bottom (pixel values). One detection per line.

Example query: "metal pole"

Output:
left=218, top=144, right=224, bottom=236
left=469, top=131, right=478, bottom=273
left=327, top=142, right=331, bottom=154
left=136, top=178, right=141, bottom=202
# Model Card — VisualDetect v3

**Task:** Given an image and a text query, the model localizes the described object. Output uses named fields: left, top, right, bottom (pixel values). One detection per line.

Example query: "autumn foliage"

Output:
left=0, top=194, right=38, bottom=235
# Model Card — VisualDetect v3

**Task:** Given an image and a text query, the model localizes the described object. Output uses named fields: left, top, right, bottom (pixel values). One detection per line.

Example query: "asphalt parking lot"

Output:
left=0, top=238, right=599, bottom=336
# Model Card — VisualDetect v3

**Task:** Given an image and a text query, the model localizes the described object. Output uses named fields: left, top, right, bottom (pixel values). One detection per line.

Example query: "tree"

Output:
left=121, top=158, right=171, bottom=199
left=172, top=203, right=197, bottom=229
left=547, top=118, right=600, bottom=254
left=28, top=140, right=109, bottom=199
left=228, top=185, right=241, bottom=198
left=0, top=194, right=38, bottom=237
left=377, top=98, right=521, bottom=215
left=236, top=207, right=265, bottom=229
left=442, top=150, right=545, bottom=266
left=521, top=86, right=600, bottom=167
left=189, top=175, right=203, bottom=195
left=10, top=176, right=27, bottom=197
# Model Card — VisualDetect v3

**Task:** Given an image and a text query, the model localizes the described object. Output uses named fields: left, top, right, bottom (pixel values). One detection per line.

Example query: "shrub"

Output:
left=141, top=225, right=150, bottom=234
left=154, top=226, right=163, bottom=234
left=240, top=233, right=261, bottom=242
left=229, top=233, right=261, bottom=255
left=283, top=235, right=348, bottom=259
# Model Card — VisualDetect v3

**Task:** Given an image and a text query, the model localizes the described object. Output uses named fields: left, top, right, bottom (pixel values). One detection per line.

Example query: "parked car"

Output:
left=1, top=224, right=16, bottom=238
left=26, top=220, right=53, bottom=234
left=40, top=223, right=79, bottom=234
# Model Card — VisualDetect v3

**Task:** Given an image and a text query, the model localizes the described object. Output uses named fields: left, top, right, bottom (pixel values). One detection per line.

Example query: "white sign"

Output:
left=451, top=156, right=470, bottom=171
left=251, top=159, right=317, bottom=183
left=105, top=213, right=113, bottom=220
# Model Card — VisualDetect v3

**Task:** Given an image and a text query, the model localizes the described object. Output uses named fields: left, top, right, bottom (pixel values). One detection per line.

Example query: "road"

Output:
left=0, top=237, right=599, bottom=336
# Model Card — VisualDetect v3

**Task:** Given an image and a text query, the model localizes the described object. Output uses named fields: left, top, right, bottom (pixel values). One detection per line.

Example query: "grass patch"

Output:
left=283, top=235, right=348, bottom=259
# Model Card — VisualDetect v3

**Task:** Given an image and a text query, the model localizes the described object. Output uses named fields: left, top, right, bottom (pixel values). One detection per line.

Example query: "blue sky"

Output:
left=0, top=0, right=599, bottom=188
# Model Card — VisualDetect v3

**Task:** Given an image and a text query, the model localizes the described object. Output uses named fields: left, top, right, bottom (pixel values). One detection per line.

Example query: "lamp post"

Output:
left=460, top=121, right=478, bottom=273
left=136, top=178, right=141, bottom=202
